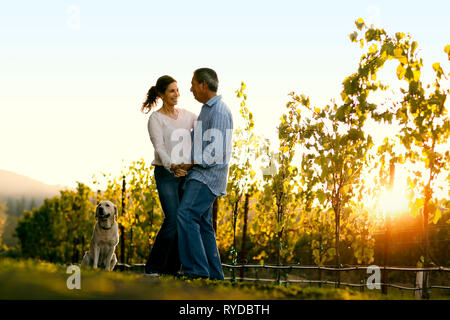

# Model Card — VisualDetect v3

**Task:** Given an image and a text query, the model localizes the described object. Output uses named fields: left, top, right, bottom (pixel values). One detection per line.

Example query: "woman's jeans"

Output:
left=145, top=165, right=185, bottom=275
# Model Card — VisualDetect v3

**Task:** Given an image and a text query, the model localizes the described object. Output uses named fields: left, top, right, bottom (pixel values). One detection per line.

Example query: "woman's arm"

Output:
left=148, top=116, right=172, bottom=171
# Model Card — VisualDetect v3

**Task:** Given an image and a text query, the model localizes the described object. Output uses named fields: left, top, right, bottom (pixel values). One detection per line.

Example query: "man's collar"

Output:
left=204, top=95, right=222, bottom=108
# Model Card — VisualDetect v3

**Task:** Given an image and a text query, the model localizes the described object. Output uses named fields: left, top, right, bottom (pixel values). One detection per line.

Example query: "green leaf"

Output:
left=444, top=44, right=450, bottom=60
left=405, top=66, right=414, bottom=81
left=317, top=189, right=327, bottom=204
left=336, top=105, right=347, bottom=121
left=432, top=206, right=441, bottom=224
left=411, top=41, right=418, bottom=55
left=385, top=43, right=395, bottom=58
left=349, top=31, right=358, bottom=43
left=355, top=18, right=365, bottom=31
left=394, top=48, right=407, bottom=64
left=432, top=62, right=444, bottom=77
left=413, top=69, right=421, bottom=82
left=395, top=32, right=405, bottom=41
left=396, top=64, right=406, bottom=80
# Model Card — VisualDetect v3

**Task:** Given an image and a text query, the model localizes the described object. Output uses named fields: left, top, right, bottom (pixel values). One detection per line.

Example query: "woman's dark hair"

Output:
left=194, top=68, right=218, bottom=92
left=141, top=75, right=177, bottom=114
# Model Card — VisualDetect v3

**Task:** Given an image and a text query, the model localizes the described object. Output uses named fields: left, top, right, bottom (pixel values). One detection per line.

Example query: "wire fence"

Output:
left=115, top=262, right=450, bottom=299
left=223, top=263, right=450, bottom=293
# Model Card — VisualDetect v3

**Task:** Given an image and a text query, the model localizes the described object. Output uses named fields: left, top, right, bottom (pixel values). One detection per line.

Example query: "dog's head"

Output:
left=95, top=200, right=117, bottom=229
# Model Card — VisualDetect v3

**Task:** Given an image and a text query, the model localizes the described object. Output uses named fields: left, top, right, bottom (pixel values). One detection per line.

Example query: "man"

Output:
left=173, top=68, right=233, bottom=280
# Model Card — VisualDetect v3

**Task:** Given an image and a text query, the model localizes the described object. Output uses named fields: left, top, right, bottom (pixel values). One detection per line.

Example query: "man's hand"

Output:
left=170, top=163, right=193, bottom=178
left=178, top=163, right=194, bottom=171
left=174, top=168, right=187, bottom=178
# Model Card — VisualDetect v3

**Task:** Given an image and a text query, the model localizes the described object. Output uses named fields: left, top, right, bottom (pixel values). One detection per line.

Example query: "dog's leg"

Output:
left=81, top=251, right=90, bottom=267
left=104, top=247, right=115, bottom=271
left=93, top=245, right=100, bottom=269
left=110, top=253, right=117, bottom=271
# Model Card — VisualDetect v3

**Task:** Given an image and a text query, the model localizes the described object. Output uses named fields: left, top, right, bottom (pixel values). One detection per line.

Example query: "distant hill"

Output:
left=0, top=169, right=70, bottom=247
left=0, top=169, right=67, bottom=200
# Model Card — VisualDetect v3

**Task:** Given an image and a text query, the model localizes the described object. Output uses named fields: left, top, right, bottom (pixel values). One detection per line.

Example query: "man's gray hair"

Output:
left=194, top=68, right=218, bottom=92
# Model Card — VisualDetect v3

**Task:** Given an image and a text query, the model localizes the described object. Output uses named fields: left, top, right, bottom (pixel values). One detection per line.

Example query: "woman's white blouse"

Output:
left=148, top=108, right=197, bottom=171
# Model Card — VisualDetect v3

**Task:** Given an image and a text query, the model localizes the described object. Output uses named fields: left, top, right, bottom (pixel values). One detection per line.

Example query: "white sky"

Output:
left=0, top=0, right=449, bottom=191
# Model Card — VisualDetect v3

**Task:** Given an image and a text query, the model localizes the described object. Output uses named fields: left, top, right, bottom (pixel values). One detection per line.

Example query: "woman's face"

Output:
left=160, top=82, right=180, bottom=107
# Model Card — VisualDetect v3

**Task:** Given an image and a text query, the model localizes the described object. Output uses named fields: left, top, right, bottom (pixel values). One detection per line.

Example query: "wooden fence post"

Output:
left=360, top=267, right=365, bottom=293
left=422, top=188, right=431, bottom=299
left=240, top=193, right=249, bottom=280
left=120, top=175, right=126, bottom=264
left=382, top=162, right=395, bottom=295
left=335, top=207, right=341, bottom=288
left=382, top=216, right=391, bottom=295
left=318, top=267, right=322, bottom=288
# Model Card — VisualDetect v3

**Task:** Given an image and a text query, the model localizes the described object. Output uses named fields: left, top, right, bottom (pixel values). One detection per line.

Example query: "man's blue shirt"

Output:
left=187, top=95, right=233, bottom=197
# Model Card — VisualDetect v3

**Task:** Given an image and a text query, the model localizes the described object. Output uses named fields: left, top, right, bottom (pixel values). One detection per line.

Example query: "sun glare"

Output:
left=377, top=188, right=410, bottom=217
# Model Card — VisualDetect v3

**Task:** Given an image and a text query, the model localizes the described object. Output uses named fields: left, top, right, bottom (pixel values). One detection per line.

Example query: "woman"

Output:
left=141, top=75, right=197, bottom=275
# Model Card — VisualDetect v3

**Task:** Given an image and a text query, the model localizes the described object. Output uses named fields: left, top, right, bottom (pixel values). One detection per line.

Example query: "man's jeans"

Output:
left=145, top=165, right=184, bottom=275
left=177, top=179, right=224, bottom=280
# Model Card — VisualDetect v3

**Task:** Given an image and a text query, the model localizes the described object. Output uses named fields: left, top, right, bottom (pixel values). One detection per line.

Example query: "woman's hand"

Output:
left=174, top=168, right=187, bottom=178
left=171, top=164, right=188, bottom=177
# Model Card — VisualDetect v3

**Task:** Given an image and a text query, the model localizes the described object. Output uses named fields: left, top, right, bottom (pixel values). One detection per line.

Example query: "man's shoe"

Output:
left=144, top=272, right=160, bottom=277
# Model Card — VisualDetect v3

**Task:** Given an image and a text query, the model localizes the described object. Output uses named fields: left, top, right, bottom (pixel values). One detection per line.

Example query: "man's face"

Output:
left=190, top=76, right=205, bottom=103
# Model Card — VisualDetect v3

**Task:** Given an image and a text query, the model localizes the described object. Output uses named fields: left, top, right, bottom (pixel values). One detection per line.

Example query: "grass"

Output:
left=0, top=258, right=378, bottom=300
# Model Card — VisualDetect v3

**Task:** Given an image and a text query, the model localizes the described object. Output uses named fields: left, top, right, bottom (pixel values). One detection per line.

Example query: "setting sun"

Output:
left=377, top=187, right=410, bottom=217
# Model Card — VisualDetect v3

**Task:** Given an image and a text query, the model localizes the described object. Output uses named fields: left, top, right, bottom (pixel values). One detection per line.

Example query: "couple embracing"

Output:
left=140, top=68, right=233, bottom=280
